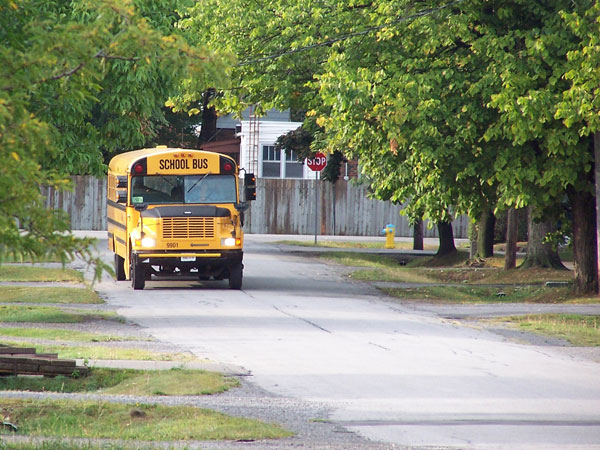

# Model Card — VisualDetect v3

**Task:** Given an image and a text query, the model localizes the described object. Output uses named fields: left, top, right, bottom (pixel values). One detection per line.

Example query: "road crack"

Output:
left=272, top=306, right=332, bottom=333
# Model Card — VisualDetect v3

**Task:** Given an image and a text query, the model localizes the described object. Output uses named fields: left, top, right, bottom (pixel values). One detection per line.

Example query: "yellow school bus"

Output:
left=107, top=146, right=256, bottom=290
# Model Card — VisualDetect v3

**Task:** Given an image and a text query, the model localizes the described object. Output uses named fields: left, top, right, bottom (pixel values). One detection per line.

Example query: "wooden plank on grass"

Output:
left=32, top=353, right=59, bottom=359
left=0, top=347, right=88, bottom=377
left=2, top=353, right=59, bottom=360
left=46, top=358, right=78, bottom=367
left=0, top=362, right=40, bottom=373
left=0, top=356, right=76, bottom=367
left=0, top=347, right=37, bottom=355
left=0, top=363, right=88, bottom=377
left=0, top=356, right=45, bottom=365
left=38, top=365, right=88, bottom=375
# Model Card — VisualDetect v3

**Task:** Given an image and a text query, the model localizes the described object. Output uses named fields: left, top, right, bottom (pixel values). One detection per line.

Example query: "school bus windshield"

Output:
left=131, top=174, right=237, bottom=205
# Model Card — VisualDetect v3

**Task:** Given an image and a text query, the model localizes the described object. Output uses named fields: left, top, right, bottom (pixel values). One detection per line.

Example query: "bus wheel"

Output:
left=114, top=254, right=126, bottom=281
left=132, top=263, right=146, bottom=290
left=228, top=263, right=243, bottom=290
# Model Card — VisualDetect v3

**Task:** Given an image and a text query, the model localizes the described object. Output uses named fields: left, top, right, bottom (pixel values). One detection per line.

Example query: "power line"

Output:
left=236, top=0, right=465, bottom=66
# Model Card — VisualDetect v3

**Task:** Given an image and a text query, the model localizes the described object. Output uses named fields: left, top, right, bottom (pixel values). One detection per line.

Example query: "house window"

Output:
left=262, top=145, right=281, bottom=178
left=285, top=150, right=304, bottom=178
left=261, top=145, right=304, bottom=178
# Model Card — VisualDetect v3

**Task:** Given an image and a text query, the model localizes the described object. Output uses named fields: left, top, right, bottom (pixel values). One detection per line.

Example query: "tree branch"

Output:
left=45, top=62, right=86, bottom=82
left=1, top=49, right=141, bottom=92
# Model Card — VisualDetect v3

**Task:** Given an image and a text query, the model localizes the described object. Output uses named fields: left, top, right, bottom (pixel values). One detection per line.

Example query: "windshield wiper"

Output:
left=187, top=172, right=211, bottom=193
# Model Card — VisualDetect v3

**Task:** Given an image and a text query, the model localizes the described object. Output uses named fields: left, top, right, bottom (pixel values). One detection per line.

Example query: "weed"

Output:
left=0, top=399, right=292, bottom=441
left=0, top=266, right=83, bottom=283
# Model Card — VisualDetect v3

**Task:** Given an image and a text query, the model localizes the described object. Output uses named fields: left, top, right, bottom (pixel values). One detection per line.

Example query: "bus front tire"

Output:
left=228, top=263, right=243, bottom=290
left=114, top=254, right=126, bottom=281
left=132, top=262, right=146, bottom=290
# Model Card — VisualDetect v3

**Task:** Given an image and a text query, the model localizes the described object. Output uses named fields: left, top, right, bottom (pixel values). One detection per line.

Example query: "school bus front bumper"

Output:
left=135, top=252, right=222, bottom=258
left=131, top=249, right=243, bottom=266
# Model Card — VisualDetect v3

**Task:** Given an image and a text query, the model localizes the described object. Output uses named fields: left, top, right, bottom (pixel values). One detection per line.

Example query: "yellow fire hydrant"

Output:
left=382, top=224, right=395, bottom=249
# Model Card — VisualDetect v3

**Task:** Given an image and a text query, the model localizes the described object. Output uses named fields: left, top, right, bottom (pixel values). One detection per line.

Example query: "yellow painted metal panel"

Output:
left=146, top=151, right=221, bottom=175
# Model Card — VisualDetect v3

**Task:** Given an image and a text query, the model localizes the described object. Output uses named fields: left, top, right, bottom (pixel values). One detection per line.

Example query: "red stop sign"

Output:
left=306, top=152, right=327, bottom=171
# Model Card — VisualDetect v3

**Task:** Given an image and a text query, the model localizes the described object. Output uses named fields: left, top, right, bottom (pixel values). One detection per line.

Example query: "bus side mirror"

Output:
left=117, top=190, right=127, bottom=203
left=133, top=202, right=148, bottom=212
left=244, top=173, right=256, bottom=202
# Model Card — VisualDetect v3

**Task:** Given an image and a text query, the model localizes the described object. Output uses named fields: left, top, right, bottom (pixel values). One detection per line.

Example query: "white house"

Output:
left=238, top=119, right=308, bottom=179
left=214, top=109, right=313, bottom=179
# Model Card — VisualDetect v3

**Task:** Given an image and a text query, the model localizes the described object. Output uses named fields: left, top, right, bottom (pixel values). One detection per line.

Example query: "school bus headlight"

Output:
left=221, top=237, right=240, bottom=247
left=141, top=237, right=156, bottom=248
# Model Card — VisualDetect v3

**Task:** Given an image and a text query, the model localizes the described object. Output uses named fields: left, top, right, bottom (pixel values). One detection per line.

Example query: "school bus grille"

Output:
left=162, top=218, right=215, bottom=239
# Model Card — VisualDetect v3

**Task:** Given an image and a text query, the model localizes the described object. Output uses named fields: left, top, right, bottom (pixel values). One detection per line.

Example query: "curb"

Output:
left=77, top=359, right=251, bottom=376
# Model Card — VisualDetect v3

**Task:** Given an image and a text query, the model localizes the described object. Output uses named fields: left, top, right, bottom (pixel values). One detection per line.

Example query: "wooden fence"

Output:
left=42, top=176, right=107, bottom=231
left=43, top=176, right=469, bottom=238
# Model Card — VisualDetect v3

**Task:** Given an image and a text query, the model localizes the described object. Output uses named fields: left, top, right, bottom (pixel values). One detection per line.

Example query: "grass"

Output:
left=0, top=327, right=133, bottom=342
left=321, top=251, right=401, bottom=268
left=319, top=251, right=589, bottom=305
left=496, top=314, right=600, bottom=346
left=0, top=266, right=84, bottom=283
left=0, top=442, right=128, bottom=450
left=0, top=286, right=102, bottom=304
left=0, top=341, right=191, bottom=361
left=381, top=285, right=573, bottom=304
left=0, top=367, right=238, bottom=395
left=277, top=239, right=438, bottom=250
left=350, top=265, right=574, bottom=286
left=0, top=398, right=292, bottom=441
left=349, top=268, right=435, bottom=283
left=322, top=251, right=573, bottom=285
left=0, top=305, right=118, bottom=324
left=405, top=250, right=470, bottom=267
left=101, top=368, right=239, bottom=395
left=0, top=253, right=62, bottom=263
left=420, top=266, right=573, bottom=285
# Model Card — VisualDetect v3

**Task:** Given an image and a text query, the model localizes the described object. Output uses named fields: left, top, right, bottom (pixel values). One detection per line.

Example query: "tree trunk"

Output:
left=469, top=221, right=478, bottom=259
left=413, top=219, right=424, bottom=250
left=504, top=207, right=518, bottom=270
left=595, top=131, right=600, bottom=296
left=436, top=221, right=456, bottom=256
left=520, top=207, right=566, bottom=269
left=476, top=208, right=495, bottom=258
left=198, top=90, right=217, bottom=145
left=568, top=187, right=599, bottom=295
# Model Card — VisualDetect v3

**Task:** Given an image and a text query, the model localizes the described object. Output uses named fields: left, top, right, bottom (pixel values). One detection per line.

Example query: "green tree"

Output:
left=314, top=1, right=503, bottom=256
left=187, top=0, right=598, bottom=291
left=0, top=0, right=224, bottom=265
left=151, top=104, right=204, bottom=149
left=317, top=0, right=597, bottom=289
left=476, top=0, right=597, bottom=293
left=180, top=1, right=366, bottom=119
left=184, top=1, right=474, bottom=255
left=556, top=3, right=600, bottom=295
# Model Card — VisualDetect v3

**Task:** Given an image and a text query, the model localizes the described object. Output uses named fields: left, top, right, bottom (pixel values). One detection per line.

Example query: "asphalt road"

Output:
left=93, top=234, right=600, bottom=449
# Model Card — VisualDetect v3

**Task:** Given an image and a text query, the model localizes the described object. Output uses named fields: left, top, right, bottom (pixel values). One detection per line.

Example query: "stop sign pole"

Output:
left=306, top=153, right=327, bottom=244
